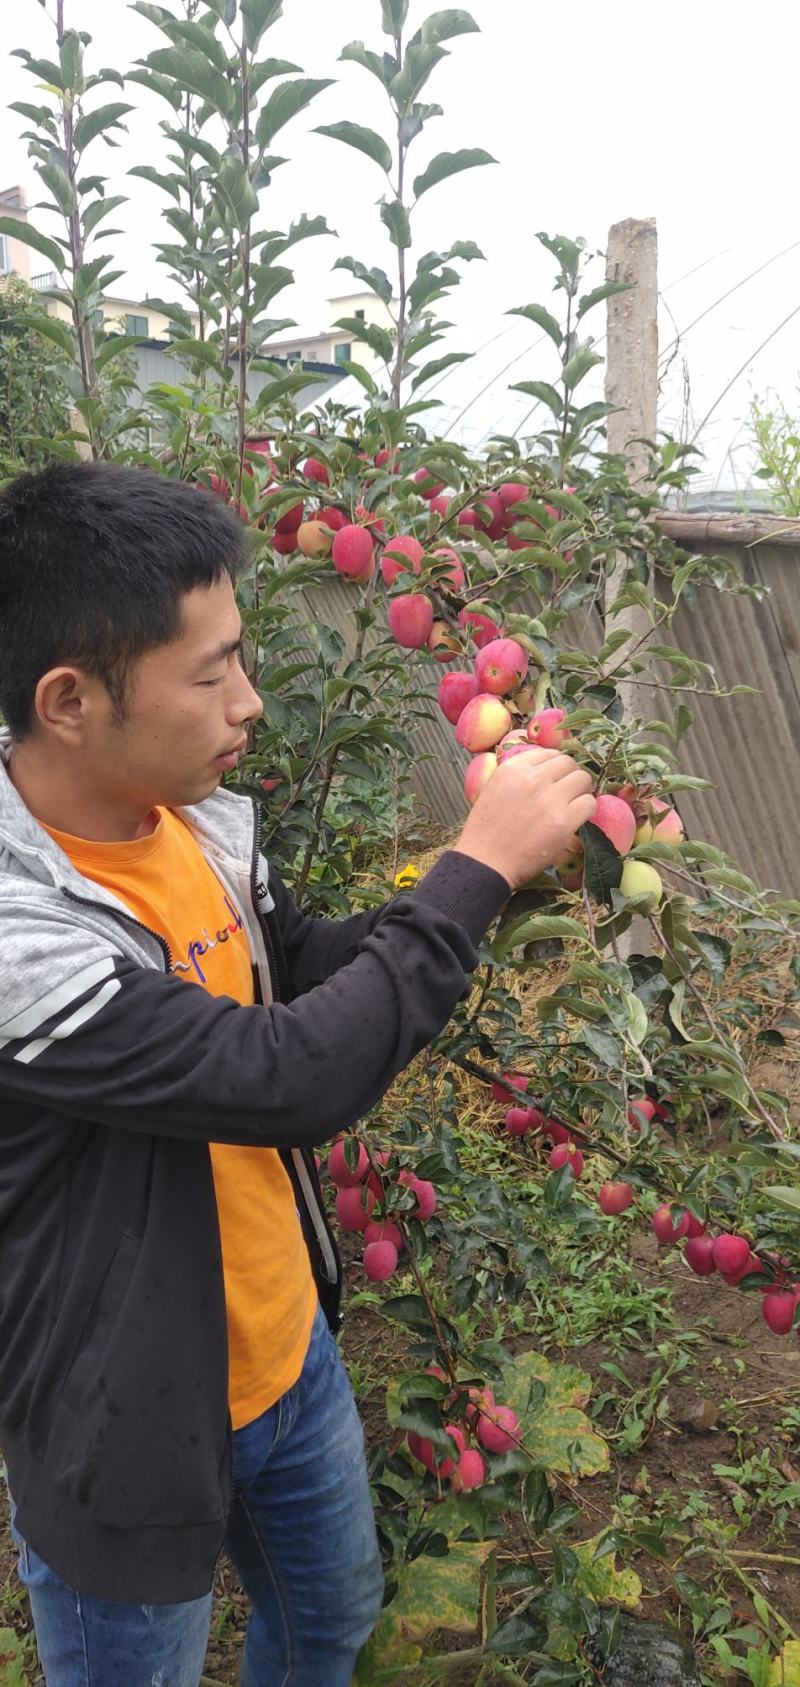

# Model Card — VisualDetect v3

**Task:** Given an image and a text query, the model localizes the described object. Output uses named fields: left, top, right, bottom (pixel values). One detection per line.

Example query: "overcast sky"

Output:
left=3, top=0, right=800, bottom=490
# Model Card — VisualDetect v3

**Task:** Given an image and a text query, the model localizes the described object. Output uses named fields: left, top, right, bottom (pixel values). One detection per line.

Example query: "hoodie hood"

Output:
left=0, top=728, right=266, bottom=1015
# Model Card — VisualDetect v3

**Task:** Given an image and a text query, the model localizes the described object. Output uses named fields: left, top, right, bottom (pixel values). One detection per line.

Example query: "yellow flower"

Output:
left=394, top=862, right=421, bottom=890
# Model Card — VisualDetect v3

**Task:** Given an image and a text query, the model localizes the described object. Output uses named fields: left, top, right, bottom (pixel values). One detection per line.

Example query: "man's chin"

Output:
left=171, top=770, right=224, bottom=808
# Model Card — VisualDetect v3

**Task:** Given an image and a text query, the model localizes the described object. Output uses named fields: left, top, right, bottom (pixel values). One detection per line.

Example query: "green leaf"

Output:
left=510, top=379, right=563, bottom=416
left=13, top=313, right=74, bottom=356
left=576, top=280, right=633, bottom=321
left=145, top=46, right=237, bottom=120
left=580, top=1026, right=621, bottom=1069
left=36, top=157, right=77, bottom=216
left=332, top=255, right=393, bottom=303
left=256, top=78, right=333, bottom=148
left=214, top=155, right=259, bottom=229
left=151, top=16, right=230, bottom=69
left=413, top=146, right=494, bottom=199
left=9, top=100, right=57, bottom=129
left=354, top=1543, right=494, bottom=1684
left=241, top=0, right=283, bottom=51
left=500, top=1349, right=610, bottom=1476
left=83, top=193, right=127, bottom=238
left=73, top=254, right=117, bottom=300
left=691, top=932, right=731, bottom=984
left=334, top=316, right=394, bottom=362
left=391, top=43, right=447, bottom=107
left=335, top=360, right=377, bottom=395
left=414, top=9, right=480, bottom=47
left=410, top=350, right=470, bottom=390
left=74, top=102, right=133, bottom=154
left=381, top=1294, right=434, bottom=1334
left=562, top=343, right=603, bottom=390
left=250, top=57, right=303, bottom=96
left=379, top=0, right=409, bottom=33
left=124, top=67, right=183, bottom=110
left=508, top=302, right=563, bottom=348
left=0, top=216, right=64, bottom=273
left=496, top=914, right=586, bottom=961
left=674, top=702, right=693, bottom=743
left=314, top=121, right=391, bottom=173
left=339, top=41, right=397, bottom=90
left=0, top=1629, right=26, bottom=1687
left=128, top=164, right=182, bottom=203
left=766, top=1186, right=800, bottom=1217
left=60, top=29, right=85, bottom=95
left=95, top=333, right=146, bottom=370
left=11, top=51, right=64, bottom=89
left=580, top=820, right=623, bottom=905
left=380, top=198, right=412, bottom=250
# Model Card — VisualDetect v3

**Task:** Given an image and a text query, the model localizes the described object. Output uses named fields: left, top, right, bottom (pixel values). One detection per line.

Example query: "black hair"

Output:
left=0, top=461, right=248, bottom=736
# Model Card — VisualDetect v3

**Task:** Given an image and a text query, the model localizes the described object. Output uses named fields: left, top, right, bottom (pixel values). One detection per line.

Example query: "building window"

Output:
left=354, top=308, right=365, bottom=321
left=335, top=341, right=352, bottom=366
left=126, top=313, right=149, bottom=336
left=0, top=235, right=9, bottom=276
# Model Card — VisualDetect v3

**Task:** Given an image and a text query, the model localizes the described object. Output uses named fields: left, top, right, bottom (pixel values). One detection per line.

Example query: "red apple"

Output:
left=432, top=546, right=466, bottom=592
left=491, top=1072, right=528, bottom=1105
left=684, top=1236, right=716, bottom=1275
left=458, top=608, right=502, bottom=649
left=526, top=708, right=568, bottom=749
left=652, top=1204, right=690, bottom=1245
left=275, top=500, right=304, bottom=535
left=591, top=794, right=637, bottom=856
left=599, top=1181, right=634, bottom=1216
left=474, top=637, right=528, bottom=697
left=335, top=1185, right=376, bottom=1232
left=549, top=1143, right=584, bottom=1176
left=455, top=694, right=512, bottom=753
left=387, top=593, right=434, bottom=649
left=363, top=1240, right=398, bottom=1282
left=427, top=621, right=462, bottom=662
left=438, top=670, right=479, bottom=725
left=302, top=456, right=329, bottom=485
left=332, top=524, right=374, bottom=579
left=328, top=1138, right=368, bottom=1188
left=762, top=1291, right=797, bottom=1335
left=380, top=534, right=425, bottom=587
left=464, top=752, right=497, bottom=806
left=711, top=1234, right=751, bottom=1277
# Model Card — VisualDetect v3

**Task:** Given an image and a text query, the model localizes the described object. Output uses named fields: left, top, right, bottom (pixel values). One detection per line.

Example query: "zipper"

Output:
left=247, top=804, right=342, bottom=1295
left=62, top=887, right=172, bottom=972
left=249, top=801, right=285, bottom=1005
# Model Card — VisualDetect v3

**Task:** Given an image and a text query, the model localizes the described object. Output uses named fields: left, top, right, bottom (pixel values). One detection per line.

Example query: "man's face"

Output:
left=78, top=577, right=263, bottom=812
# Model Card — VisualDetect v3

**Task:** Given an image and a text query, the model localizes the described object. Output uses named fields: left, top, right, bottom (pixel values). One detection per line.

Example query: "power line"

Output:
left=659, top=238, right=800, bottom=363
left=691, top=300, right=800, bottom=444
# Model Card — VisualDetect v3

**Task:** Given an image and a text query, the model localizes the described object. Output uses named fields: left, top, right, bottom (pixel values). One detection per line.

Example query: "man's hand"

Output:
left=452, top=749, right=596, bottom=890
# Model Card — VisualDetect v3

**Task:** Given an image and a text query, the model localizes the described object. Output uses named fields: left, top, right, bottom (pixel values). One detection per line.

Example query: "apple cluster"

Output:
left=325, top=1135, right=436, bottom=1284
left=491, top=1073, right=799, bottom=1339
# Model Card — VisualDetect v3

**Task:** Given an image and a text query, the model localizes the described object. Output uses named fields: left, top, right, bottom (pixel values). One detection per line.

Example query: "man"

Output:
left=0, top=462, right=595, bottom=1686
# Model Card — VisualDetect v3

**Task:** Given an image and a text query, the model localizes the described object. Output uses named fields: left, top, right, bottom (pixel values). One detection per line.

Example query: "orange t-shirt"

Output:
left=44, top=807, right=316, bottom=1429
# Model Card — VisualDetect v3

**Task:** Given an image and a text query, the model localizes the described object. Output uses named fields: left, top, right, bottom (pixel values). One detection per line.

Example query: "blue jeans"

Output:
left=11, top=1304, right=384, bottom=1685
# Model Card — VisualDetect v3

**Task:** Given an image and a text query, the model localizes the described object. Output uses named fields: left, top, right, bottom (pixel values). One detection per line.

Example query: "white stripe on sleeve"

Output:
left=0, top=957, right=116, bottom=1047
left=14, top=979, right=122, bottom=1065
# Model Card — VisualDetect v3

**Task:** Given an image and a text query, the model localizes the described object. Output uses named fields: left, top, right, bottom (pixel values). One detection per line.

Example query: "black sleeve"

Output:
left=0, top=852, right=509, bottom=1149
left=269, top=869, right=391, bottom=994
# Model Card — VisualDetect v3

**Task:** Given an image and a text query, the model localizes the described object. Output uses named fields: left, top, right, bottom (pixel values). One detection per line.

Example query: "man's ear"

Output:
left=34, top=666, right=92, bottom=741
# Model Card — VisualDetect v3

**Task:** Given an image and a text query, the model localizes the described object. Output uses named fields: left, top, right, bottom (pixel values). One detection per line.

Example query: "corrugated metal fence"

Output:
left=301, top=515, right=800, bottom=895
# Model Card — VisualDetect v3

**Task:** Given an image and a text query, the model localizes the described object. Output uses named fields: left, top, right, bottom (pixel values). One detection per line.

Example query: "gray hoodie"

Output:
left=0, top=731, right=508, bottom=1602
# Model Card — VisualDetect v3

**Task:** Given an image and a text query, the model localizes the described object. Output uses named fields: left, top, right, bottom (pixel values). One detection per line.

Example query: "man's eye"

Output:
left=200, top=676, right=225, bottom=688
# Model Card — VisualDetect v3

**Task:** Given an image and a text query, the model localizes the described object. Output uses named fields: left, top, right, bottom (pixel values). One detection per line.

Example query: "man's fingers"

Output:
left=567, top=794, right=598, bottom=827
left=505, top=746, right=562, bottom=771
left=557, top=768, right=595, bottom=801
